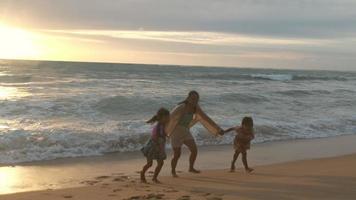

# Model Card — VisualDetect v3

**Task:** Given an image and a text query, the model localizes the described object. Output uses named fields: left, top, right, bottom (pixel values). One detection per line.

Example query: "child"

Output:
left=224, top=116, right=255, bottom=173
left=140, top=108, right=170, bottom=183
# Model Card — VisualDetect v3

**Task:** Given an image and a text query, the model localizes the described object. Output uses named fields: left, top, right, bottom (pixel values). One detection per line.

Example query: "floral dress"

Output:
left=141, top=123, right=167, bottom=160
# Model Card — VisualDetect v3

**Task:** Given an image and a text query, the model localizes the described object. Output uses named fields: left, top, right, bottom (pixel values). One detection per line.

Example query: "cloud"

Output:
left=1, top=0, right=356, bottom=38
left=43, top=29, right=324, bottom=46
left=0, top=0, right=355, bottom=70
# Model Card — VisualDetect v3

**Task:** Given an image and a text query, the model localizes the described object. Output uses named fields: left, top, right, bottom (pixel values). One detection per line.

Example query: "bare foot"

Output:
left=172, top=172, right=179, bottom=178
left=230, top=165, right=236, bottom=172
left=189, top=168, right=201, bottom=173
left=152, top=178, right=162, bottom=184
left=140, top=171, right=147, bottom=183
left=246, top=168, right=254, bottom=173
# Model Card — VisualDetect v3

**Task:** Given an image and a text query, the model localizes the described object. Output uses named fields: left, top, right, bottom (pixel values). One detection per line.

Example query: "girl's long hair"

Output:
left=146, top=107, right=170, bottom=124
left=178, top=90, right=200, bottom=113
left=241, top=116, right=253, bottom=127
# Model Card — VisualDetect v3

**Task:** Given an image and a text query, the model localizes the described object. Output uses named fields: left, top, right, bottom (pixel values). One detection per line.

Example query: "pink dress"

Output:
left=141, top=123, right=167, bottom=160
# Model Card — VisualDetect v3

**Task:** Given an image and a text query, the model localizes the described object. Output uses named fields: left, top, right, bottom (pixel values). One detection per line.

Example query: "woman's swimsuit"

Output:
left=171, top=112, right=194, bottom=148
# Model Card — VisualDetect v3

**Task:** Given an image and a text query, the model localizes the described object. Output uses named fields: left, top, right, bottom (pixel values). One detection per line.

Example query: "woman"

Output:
left=165, top=91, right=223, bottom=177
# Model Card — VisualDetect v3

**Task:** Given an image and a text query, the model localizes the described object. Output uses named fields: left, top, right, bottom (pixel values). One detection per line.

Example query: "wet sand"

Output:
left=2, top=153, right=356, bottom=200
left=1, top=134, right=356, bottom=199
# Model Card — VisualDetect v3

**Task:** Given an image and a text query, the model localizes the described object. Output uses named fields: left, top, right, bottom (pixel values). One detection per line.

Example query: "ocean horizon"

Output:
left=2, top=58, right=356, bottom=73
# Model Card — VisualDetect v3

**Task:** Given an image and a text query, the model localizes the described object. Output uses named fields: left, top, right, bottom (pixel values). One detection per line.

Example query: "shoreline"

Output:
left=5, top=133, right=356, bottom=168
left=1, top=134, right=356, bottom=195
left=2, top=154, right=356, bottom=200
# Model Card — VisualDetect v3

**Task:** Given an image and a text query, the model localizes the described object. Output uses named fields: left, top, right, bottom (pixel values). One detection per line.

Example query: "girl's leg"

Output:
left=230, top=150, right=240, bottom=172
left=153, top=160, right=164, bottom=183
left=242, top=151, right=254, bottom=173
left=141, top=159, right=153, bottom=183
left=171, top=147, right=181, bottom=177
left=183, top=139, right=200, bottom=173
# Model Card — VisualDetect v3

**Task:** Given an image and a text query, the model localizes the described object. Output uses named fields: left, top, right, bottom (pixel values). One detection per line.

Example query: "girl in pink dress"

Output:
left=141, top=108, right=170, bottom=183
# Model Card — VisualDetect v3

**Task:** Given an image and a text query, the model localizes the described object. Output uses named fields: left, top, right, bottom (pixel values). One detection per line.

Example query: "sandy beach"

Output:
left=2, top=153, right=356, bottom=200
left=1, top=134, right=356, bottom=200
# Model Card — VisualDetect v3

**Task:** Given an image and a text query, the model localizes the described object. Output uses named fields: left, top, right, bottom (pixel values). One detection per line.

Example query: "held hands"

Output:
left=218, top=129, right=225, bottom=136
left=218, top=128, right=230, bottom=136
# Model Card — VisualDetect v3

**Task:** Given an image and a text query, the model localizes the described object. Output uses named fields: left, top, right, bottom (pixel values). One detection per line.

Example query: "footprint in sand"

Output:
left=206, top=197, right=223, bottom=200
left=113, top=177, right=123, bottom=182
left=164, top=189, right=178, bottom=193
left=112, top=172, right=124, bottom=175
left=125, top=195, right=141, bottom=200
left=177, top=195, right=191, bottom=200
left=80, top=180, right=100, bottom=186
left=62, top=195, right=73, bottom=198
left=95, top=175, right=110, bottom=180
left=113, top=188, right=122, bottom=192
left=113, top=175, right=130, bottom=182
left=147, top=193, right=164, bottom=199
left=124, top=193, right=165, bottom=200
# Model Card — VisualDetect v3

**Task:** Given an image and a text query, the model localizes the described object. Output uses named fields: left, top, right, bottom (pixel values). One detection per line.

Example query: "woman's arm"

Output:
left=194, top=104, right=223, bottom=135
left=165, top=104, right=185, bottom=136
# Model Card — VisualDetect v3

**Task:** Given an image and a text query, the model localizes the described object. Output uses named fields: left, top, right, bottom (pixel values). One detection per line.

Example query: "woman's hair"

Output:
left=178, top=90, right=200, bottom=113
left=146, top=107, right=170, bottom=124
left=241, top=116, right=253, bottom=127
left=178, top=90, right=200, bottom=112
left=178, top=90, right=200, bottom=105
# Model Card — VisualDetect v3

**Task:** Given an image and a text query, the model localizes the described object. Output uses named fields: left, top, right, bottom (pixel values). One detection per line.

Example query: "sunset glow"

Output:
left=0, top=0, right=355, bottom=70
left=0, top=22, right=108, bottom=62
left=0, top=24, right=315, bottom=68
left=0, top=23, right=40, bottom=59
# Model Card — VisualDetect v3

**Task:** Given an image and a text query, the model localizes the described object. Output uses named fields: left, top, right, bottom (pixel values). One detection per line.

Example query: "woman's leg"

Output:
left=171, top=147, right=181, bottom=177
left=141, top=159, right=153, bottom=183
left=183, top=139, right=200, bottom=173
left=153, top=160, right=164, bottom=183
left=242, top=151, right=254, bottom=173
left=230, top=150, right=240, bottom=172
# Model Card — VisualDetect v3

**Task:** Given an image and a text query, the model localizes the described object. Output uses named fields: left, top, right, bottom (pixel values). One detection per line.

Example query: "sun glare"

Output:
left=0, top=86, right=29, bottom=100
left=0, top=23, right=40, bottom=59
left=0, top=168, right=21, bottom=194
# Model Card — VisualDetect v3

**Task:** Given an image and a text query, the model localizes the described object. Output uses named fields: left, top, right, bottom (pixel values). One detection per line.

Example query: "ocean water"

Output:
left=0, top=59, right=355, bottom=164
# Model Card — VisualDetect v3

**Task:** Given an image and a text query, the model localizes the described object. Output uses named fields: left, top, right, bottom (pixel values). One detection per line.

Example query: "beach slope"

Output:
left=2, top=154, right=356, bottom=200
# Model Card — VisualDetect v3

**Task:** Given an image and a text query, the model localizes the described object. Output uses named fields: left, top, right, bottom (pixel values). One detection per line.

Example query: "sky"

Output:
left=0, top=0, right=355, bottom=70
